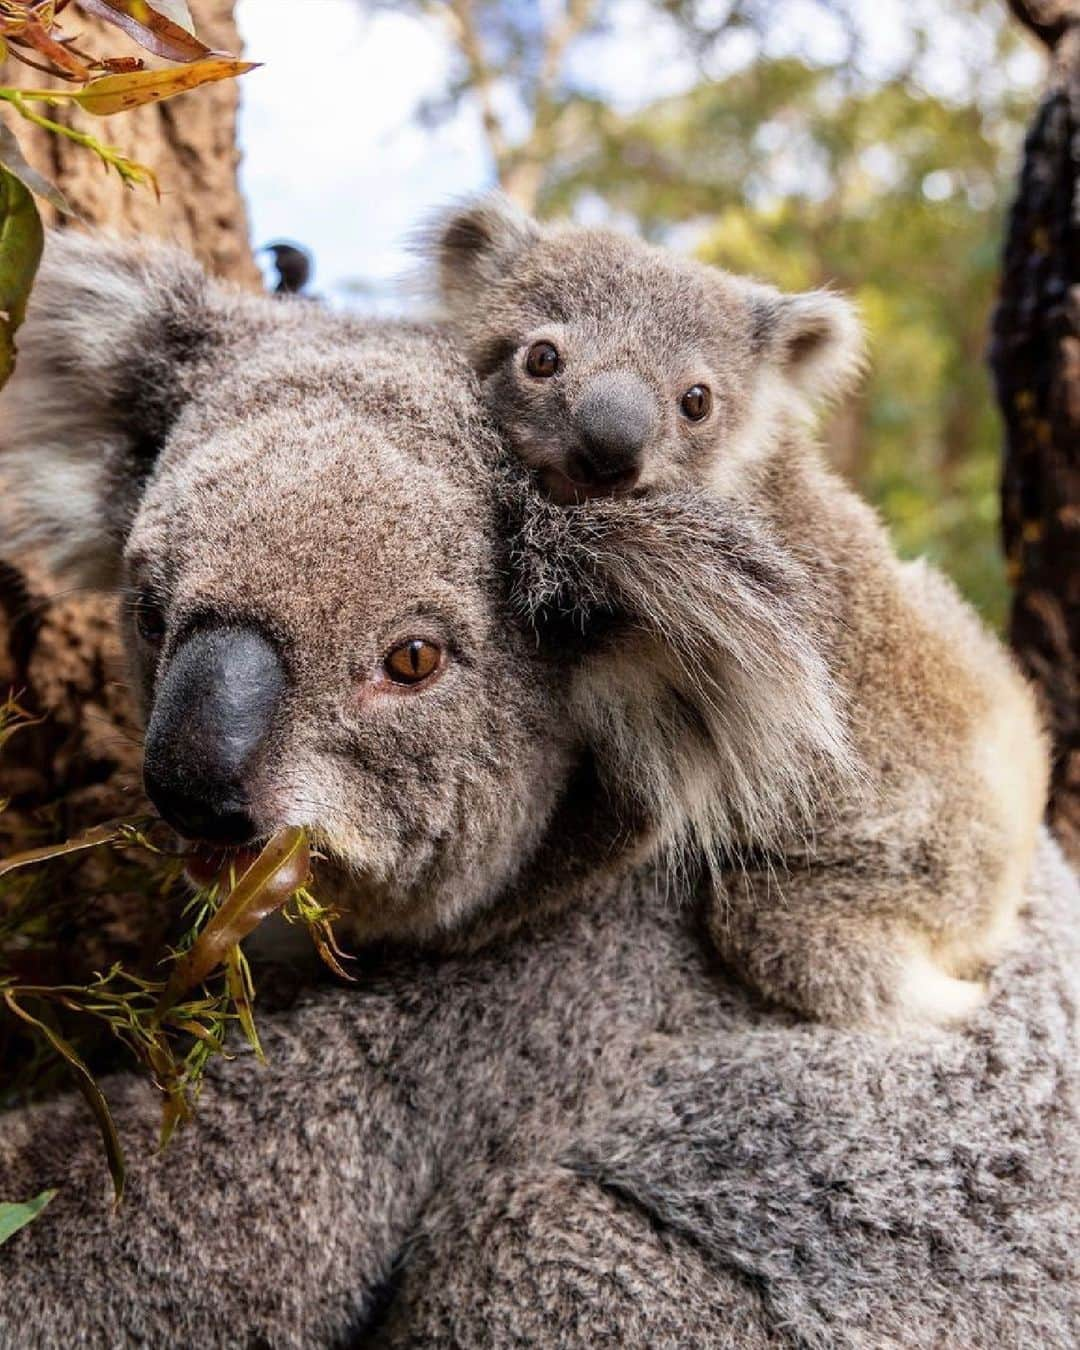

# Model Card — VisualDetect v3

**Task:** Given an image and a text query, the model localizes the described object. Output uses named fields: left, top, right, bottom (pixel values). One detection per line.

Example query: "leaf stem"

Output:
left=0, top=89, right=157, bottom=193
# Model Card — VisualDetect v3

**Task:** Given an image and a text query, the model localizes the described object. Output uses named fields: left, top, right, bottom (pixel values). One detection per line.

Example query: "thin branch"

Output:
left=438, top=0, right=511, bottom=170
left=502, top=0, right=597, bottom=208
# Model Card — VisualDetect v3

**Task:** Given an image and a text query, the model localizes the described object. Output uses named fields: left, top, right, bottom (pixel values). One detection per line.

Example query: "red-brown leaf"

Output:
left=73, top=0, right=211, bottom=63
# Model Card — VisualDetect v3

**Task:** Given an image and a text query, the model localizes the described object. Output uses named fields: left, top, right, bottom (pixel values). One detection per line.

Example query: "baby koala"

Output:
left=425, top=193, right=860, bottom=505
left=425, top=192, right=1050, bottom=1031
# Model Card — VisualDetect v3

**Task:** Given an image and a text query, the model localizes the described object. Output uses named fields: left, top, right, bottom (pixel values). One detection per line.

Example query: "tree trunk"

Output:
left=15, top=0, right=259, bottom=285
left=0, top=0, right=259, bottom=830
left=990, top=4, right=1079, bottom=861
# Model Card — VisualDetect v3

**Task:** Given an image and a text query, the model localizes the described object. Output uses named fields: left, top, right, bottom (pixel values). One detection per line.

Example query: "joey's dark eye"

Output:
left=384, top=639, right=443, bottom=686
left=134, top=595, right=166, bottom=646
left=525, top=341, right=560, bottom=379
left=680, top=384, right=712, bottom=422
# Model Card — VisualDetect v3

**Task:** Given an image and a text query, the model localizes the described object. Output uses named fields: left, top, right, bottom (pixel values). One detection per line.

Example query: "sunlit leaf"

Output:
left=0, top=1190, right=56, bottom=1247
left=153, top=0, right=195, bottom=33
left=154, top=827, right=310, bottom=1018
left=0, top=120, right=73, bottom=214
left=68, top=57, right=258, bottom=116
left=3, top=991, right=125, bottom=1204
left=74, top=0, right=210, bottom=62
left=0, top=164, right=42, bottom=388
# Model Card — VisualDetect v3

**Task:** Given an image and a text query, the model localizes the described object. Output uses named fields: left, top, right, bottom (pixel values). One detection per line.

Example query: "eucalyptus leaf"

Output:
left=67, top=58, right=259, bottom=116
left=0, top=165, right=42, bottom=389
left=153, top=0, right=196, bottom=34
left=2, top=992, right=125, bottom=1204
left=74, top=0, right=210, bottom=62
left=0, top=121, right=73, bottom=215
left=0, top=819, right=133, bottom=880
left=0, top=1190, right=56, bottom=1247
left=154, top=827, right=310, bottom=1019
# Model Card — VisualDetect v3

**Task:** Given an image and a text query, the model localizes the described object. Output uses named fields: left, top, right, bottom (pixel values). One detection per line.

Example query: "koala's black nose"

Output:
left=572, top=370, right=658, bottom=487
left=143, top=626, right=286, bottom=845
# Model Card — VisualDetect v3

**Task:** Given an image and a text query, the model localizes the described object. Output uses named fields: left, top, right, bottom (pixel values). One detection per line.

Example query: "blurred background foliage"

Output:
left=359, top=0, right=1045, bottom=624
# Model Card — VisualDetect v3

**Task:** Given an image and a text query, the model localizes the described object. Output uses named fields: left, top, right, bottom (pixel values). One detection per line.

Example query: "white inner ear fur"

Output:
left=769, top=290, right=865, bottom=404
left=706, top=291, right=864, bottom=500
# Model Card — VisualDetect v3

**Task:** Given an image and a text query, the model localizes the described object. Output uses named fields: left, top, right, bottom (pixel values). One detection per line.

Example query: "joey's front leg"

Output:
left=0, top=986, right=442, bottom=1350
left=706, top=865, right=986, bottom=1029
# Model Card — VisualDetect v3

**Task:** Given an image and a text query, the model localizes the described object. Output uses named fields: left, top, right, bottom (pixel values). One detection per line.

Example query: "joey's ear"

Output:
left=422, top=191, right=541, bottom=316
left=748, top=286, right=865, bottom=405
left=0, top=232, right=216, bottom=587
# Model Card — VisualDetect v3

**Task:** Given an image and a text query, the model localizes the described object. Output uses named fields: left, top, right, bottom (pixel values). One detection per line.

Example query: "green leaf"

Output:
left=0, top=121, right=72, bottom=214
left=2, top=991, right=125, bottom=1204
left=0, top=164, right=42, bottom=389
left=225, top=945, right=264, bottom=1061
left=0, top=1190, right=56, bottom=1247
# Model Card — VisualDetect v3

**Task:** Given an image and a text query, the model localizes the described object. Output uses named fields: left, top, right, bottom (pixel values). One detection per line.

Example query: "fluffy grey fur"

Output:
left=506, top=486, right=856, bottom=880
left=427, top=195, right=1050, bottom=1029
left=0, top=238, right=1076, bottom=1349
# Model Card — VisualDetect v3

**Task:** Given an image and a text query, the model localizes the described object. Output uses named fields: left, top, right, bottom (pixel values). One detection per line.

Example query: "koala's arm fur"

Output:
left=370, top=1161, right=778, bottom=1349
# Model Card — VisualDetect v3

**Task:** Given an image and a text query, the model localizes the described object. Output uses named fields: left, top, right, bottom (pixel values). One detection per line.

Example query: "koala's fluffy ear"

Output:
left=749, top=286, right=865, bottom=405
left=423, top=191, right=541, bottom=318
left=0, top=232, right=216, bottom=587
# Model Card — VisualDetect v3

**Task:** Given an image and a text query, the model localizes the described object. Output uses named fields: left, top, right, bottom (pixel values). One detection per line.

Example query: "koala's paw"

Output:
left=894, top=949, right=987, bottom=1028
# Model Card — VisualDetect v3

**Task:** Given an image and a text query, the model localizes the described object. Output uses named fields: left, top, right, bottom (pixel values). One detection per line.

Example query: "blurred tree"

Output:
left=370, top=0, right=1044, bottom=624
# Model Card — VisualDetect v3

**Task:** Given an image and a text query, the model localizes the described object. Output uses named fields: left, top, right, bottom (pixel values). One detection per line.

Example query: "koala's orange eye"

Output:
left=384, top=639, right=443, bottom=686
left=680, top=384, right=712, bottom=422
left=135, top=595, right=166, bottom=646
left=525, top=341, right=560, bottom=379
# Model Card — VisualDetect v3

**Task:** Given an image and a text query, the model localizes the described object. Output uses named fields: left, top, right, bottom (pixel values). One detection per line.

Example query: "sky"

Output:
left=233, top=0, right=715, bottom=303
left=234, top=0, right=1042, bottom=307
left=235, top=0, right=491, bottom=306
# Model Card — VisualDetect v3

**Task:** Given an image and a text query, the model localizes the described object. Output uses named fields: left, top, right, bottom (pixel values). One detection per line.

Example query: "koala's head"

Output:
left=425, top=193, right=863, bottom=502
left=0, top=236, right=580, bottom=940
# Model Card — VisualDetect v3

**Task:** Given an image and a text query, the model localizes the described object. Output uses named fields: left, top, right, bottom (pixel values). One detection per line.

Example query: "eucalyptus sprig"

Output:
left=0, top=701, right=352, bottom=1216
left=0, top=0, right=258, bottom=392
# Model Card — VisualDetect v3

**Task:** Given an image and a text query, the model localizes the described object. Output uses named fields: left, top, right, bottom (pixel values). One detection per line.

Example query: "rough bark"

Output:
left=990, top=5, right=1080, bottom=862
left=14, top=0, right=260, bottom=284
left=0, top=0, right=259, bottom=829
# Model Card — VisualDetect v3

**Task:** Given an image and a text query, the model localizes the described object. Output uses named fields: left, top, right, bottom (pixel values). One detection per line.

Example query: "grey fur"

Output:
left=427, top=195, right=1050, bottom=1029
left=0, top=238, right=1075, bottom=1349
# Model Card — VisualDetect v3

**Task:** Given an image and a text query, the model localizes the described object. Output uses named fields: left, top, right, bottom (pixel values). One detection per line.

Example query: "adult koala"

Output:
left=0, top=238, right=1077, bottom=1350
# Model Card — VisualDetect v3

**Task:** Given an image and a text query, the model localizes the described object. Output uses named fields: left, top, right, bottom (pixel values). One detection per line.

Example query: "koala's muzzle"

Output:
left=143, top=627, right=285, bottom=845
left=571, top=371, right=658, bottom=489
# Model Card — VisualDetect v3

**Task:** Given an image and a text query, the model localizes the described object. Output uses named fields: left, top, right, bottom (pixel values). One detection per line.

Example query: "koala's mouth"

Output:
left=184, top=842, right=262, bottom=889
left=539, top=464, right=640, bottom=505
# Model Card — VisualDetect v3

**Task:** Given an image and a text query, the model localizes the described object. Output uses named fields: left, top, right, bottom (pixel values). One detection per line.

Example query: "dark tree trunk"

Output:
left=990, top=5, right=1080, bottom=861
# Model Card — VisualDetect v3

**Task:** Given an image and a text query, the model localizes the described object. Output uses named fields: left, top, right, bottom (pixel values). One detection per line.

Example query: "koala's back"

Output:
left=2, top=828, right=1075, bottom=1348
left=372, top=834, right=1080, bottom=1350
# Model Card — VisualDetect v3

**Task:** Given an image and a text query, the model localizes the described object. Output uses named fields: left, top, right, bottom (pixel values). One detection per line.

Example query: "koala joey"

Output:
left=427, top=193, right=1051, bottom=1030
